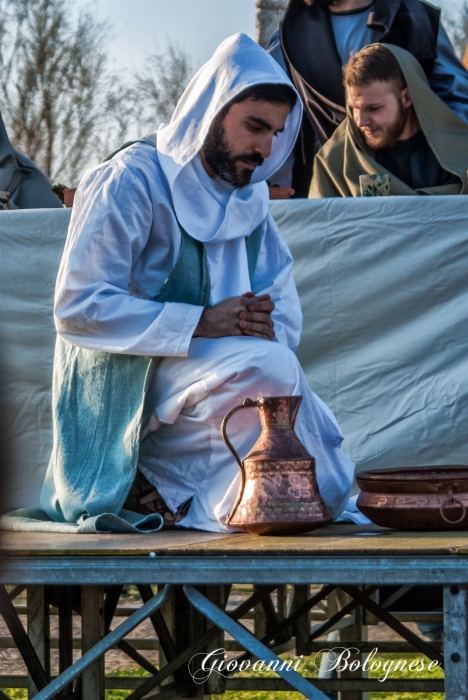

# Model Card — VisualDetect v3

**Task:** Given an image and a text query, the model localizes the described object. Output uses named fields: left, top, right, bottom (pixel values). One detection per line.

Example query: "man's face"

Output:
left=347, top=80, right=412, bottom=150
left=201, top=97, right=292, bottom=188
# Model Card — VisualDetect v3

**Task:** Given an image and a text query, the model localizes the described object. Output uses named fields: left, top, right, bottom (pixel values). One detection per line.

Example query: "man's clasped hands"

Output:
left=194, top=292, right=275, bottom=341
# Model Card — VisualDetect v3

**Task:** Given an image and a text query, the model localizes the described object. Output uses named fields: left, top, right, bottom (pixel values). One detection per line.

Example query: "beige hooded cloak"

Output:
left=309, top=44, right=468, bottom=197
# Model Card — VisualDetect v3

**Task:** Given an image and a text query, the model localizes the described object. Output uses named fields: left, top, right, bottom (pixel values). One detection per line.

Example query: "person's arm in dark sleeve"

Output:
left=265, top=27, right=290, bottom=75
left=429, top=24, right=468, bottom=124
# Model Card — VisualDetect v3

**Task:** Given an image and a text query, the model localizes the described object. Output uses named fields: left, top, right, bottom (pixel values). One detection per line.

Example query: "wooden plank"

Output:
left=225, top=678, right=445, bottom=692
left=0, top=530, right=238, bottom=556
left=58, top=587, right=74, bottom=696
left=27, top=586, right=50, bottom=698
left=292, top=585, right=309, bottom=655
left=204, top=585, right=226, bottom=696
left=0, top=585, right=48, bottom=692
left=0, top=675, right=446, bottom=692
left=253, top=585, right=268, bottom=640
left=338, top=590, right=366, bottom=700
left=81, top=586, right=105, bottom=700
left=160, top=524, right=468, bottom=556
left=2, top=524, right=468, bottom=557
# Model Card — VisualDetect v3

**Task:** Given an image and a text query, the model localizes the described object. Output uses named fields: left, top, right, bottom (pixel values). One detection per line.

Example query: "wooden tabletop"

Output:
left=1, top=523, right=468, bottom=557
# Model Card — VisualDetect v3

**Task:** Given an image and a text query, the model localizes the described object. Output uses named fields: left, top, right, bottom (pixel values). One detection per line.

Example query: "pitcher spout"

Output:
left=257, top=395, right=302, bottom=429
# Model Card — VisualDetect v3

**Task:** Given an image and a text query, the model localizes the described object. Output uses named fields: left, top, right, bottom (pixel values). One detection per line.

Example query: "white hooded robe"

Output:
left=54, top=33, right=355, bottom=532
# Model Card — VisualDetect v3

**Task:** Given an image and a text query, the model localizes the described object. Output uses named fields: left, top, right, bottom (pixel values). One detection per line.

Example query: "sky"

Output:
left=75, top=0, right=466, bottom=76
left=76, top=0, right=256, bottom=74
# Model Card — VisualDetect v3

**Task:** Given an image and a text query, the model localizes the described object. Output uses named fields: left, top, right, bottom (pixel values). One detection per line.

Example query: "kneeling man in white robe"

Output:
left=43, top=33, right=355, bottom=533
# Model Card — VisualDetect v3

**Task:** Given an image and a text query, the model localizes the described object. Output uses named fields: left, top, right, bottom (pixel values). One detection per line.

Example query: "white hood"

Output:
left=156, top=33, right=302, bottom=243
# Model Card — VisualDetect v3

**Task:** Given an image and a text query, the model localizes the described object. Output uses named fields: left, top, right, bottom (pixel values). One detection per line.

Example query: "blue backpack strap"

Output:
left=102, top=133, right=157, bottom=162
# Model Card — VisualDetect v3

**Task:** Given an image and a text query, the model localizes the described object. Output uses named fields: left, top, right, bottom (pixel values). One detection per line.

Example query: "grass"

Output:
left=210, top=652, right=444, bottom=700
left=2, top=652, right=444, bottom=700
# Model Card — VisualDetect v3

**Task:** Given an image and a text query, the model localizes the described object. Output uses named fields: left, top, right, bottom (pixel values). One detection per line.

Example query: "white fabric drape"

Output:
left=156, top=33, right=302, bottom=244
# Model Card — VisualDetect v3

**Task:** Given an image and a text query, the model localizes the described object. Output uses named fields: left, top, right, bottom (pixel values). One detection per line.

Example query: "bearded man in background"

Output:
left=267, top=0, right=468, bottom=196
left=309, top=43, right=468, bottom=197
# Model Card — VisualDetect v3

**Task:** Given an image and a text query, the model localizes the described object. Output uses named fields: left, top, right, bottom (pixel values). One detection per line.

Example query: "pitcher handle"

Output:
left=221, top=398, right=259, bottom=469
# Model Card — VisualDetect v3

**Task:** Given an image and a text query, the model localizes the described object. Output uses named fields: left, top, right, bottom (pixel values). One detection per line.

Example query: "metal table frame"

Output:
left=1, top=546, right=467, bottom=700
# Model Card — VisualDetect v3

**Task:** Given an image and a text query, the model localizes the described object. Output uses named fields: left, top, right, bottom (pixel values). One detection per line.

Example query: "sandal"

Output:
left=124, top=469, right=193, bottom=529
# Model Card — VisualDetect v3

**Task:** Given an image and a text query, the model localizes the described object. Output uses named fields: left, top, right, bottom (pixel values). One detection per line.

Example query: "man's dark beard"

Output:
left=313, top=0, right=339, bottom=6
left=361, top=101, right=408, bottom=150
left=202, top=116, right=264, bottom=188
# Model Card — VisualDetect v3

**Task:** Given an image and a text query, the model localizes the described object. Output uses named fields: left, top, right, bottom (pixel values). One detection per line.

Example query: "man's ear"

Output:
left=400, top=87, right=413, bottom=109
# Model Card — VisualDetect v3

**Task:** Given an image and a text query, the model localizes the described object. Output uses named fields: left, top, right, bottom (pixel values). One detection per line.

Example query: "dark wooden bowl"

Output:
left=356, top=466, right=468, bottom=530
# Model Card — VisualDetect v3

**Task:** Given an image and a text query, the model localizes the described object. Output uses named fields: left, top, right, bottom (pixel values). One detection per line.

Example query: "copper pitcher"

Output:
left=222, top=396, right=332, bottom=535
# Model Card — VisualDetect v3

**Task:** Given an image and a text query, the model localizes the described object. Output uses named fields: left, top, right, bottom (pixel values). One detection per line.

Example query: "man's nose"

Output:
left=355, top=110, right=370, bottom=127
left=255, top=135, right=273, bottom=160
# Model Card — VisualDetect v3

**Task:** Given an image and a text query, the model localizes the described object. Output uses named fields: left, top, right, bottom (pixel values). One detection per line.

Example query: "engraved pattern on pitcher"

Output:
left=248, top=473, right=312, bottom=503
left=287, top=473, right=312, bottom=500
left=256, top=473, right=283, bottom=501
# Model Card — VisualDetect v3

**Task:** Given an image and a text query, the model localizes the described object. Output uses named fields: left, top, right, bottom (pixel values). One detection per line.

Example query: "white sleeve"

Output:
left=251, top=215, right=303, bottom=352
left=55, top=161, right=203, bottom=356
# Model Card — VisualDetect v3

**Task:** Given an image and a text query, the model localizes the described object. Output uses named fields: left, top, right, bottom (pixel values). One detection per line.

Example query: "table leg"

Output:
left=27, top=586, right=50, bottom=698
left=157, top=584, right=177, bottom=686
left=0, top=585, right=48, bottom=693
left=174, top=585, right=205, bottom=697
left=81, top=586, right=105, bottom=700
left=444, top=585, right=468, bottom=700
left=190, top=586, right=215, bottom=700
left=254, top=585, right=268, bottom=640
left=292, top=585, right=310, bottom=655
left=57, top=587, right=74, bottom=698
left=338, top=599, right=367, bottom=700
left=204, top=585, right=226, bottom=697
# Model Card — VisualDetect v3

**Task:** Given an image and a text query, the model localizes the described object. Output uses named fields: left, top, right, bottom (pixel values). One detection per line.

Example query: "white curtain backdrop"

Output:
left=1, top=196, right=467, bottom=508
